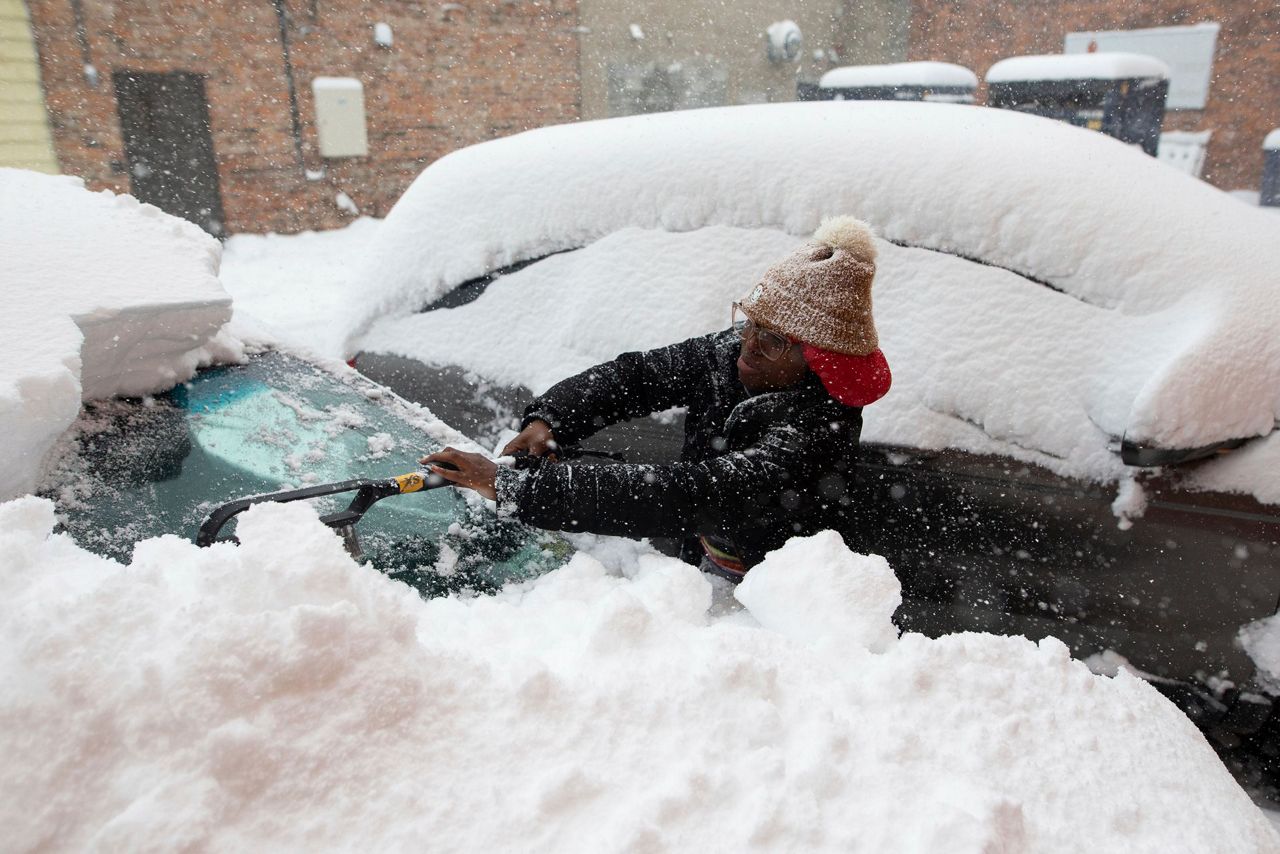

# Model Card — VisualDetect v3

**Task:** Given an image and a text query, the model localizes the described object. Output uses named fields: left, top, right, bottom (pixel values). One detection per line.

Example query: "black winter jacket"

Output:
left=494, top=330, right=864, bottom=568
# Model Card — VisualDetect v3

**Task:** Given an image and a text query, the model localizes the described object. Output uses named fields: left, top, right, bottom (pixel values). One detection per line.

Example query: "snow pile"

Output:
left=219, top=216, right=382, bottom=358
left=735, top=530, right=902, bottom=654
left=0, top=169, right=234, bottom=499
left=1, top=496, right=1275, bottom=850
left=348, top=102, right=1280, bottom=472
left=986, top=53, right=1171, bottom=83
left=820, top=61, right=978, bottom=89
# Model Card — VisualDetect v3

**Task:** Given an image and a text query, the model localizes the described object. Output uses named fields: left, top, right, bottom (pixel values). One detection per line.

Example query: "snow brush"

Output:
left=194, top=446, right=621, bottom=558
left=195, top=467, right=456, bottom=558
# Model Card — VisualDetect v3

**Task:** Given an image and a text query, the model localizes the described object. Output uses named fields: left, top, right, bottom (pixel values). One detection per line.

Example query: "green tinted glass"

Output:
left=42, top=351, right=569, bottom=596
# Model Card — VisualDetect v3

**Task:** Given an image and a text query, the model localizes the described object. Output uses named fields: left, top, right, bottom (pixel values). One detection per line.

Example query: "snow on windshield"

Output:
left=346, top=102, right=1280, bottom=472
left=2, top=495, right=1275, bottom=851
left=1, top=169, right=236, bottom=499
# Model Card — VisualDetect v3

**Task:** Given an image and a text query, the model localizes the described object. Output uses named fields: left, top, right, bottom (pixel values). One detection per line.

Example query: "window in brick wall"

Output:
left=605, top=62, right=728, bottom=117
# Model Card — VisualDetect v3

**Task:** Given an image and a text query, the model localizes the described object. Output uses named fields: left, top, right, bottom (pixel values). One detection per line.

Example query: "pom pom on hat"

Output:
left=813, top=216, right=877, bottom=264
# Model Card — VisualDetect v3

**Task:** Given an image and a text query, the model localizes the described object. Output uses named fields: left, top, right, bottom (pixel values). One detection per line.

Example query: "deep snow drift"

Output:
left=2, top=495, right=1276, bottom=852
left=0, top=169, right=234, bottom=499
left=346, top=102, right=1280, bottom=483
left=218, top=217, right=382, bottom=358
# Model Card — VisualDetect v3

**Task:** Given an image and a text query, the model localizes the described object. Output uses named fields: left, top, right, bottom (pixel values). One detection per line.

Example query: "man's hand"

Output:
left=501, top=419, right=559, bottom=459
left=419, top=448, right=498, bottom=500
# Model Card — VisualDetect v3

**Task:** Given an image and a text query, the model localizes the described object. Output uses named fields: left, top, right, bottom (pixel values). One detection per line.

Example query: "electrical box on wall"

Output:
left=312, top=77, right=368, bottom=158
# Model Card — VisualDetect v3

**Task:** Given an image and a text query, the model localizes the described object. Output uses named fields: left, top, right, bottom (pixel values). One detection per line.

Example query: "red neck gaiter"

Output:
left=802, top=345, right=892, bottom=407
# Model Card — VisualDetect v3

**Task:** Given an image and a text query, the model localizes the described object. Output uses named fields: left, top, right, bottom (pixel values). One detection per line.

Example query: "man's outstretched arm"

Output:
left=514, top=332, right=725, bottom=447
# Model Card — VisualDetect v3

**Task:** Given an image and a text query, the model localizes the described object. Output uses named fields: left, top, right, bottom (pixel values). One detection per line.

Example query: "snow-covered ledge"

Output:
left=0, top=169, right=236, bottom=499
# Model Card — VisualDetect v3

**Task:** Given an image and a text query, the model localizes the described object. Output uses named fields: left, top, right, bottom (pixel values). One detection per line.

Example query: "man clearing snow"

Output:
left=422, top=216, right=892, bottom=578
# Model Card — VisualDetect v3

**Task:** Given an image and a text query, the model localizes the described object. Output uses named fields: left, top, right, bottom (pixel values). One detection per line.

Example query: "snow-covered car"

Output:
left=341, top=102, right=1280, bottom=768
left=12, top=114, right=1280, bottom=851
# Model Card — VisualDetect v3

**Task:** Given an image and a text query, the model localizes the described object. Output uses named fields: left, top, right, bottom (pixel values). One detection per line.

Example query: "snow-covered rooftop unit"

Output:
left=986, top=53, right=1170, bottom=84
left=985, top=53, right=1170, bottom=156
left=799, top=61, right=977, bottom=104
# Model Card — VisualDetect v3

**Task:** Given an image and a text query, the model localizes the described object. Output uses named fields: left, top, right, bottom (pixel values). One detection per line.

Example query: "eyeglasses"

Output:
left=732, top=302, right=794, bottom=362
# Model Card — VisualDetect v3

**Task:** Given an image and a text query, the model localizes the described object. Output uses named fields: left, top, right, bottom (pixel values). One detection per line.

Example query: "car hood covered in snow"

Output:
left=349, top=101, right=1280, bottom=491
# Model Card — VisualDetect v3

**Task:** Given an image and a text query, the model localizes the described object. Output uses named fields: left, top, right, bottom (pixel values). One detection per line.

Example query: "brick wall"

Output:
left=28, top=0, right=580, bottom=233
left=909, top=1, right=1279, bottom=191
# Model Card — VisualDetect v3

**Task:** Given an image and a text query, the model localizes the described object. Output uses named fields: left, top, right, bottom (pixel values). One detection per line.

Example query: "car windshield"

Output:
left=41, top=350, right=569, bottom=596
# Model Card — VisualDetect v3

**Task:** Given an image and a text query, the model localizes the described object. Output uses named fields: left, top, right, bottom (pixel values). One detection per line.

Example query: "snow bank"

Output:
left=219, top=216, right=382, bottom=358
left=1, top=169, right=234, bottom=499
left=1, top=496, right=1274, bottom=851
left=820, top=61, right=978, bottom=90
left=986, top=53, right=1171, bottom=83
left=348, top=102, right=1280, bottom=465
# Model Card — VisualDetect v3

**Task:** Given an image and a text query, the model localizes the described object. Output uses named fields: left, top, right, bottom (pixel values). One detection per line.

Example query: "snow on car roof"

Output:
left=350, top=102, right=1279, bottom=485
left=819, top=62, right=978, bottom=90
left=0, top=169, right=234, bottom=499
left=986, top=52, right=1171, bottom=83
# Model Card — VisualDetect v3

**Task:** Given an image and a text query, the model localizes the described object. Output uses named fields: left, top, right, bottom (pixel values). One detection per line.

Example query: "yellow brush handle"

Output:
left=394, top=472, right=428, bottom=493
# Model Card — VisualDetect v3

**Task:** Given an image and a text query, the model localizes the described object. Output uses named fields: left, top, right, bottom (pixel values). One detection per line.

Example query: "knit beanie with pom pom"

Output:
left=739, top=216, right=891, bottom=407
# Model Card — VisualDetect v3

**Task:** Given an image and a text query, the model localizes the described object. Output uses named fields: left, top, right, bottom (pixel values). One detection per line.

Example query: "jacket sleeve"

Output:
left=494, top=422, right=807, bottom=540
left=522, top=333, right=722, bottom=445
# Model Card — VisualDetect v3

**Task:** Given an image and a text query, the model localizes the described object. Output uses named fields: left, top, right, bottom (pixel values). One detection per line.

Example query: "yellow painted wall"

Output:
left=0, top=0, right=58, bottom=172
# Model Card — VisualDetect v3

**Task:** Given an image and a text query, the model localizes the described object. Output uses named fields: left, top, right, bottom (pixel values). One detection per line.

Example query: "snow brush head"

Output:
left=739, top=215, right=880, bottom=357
